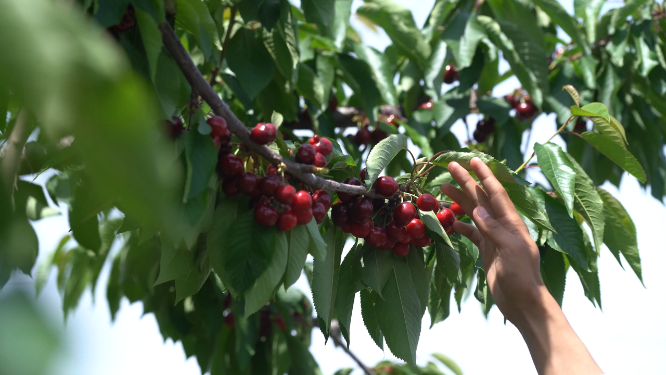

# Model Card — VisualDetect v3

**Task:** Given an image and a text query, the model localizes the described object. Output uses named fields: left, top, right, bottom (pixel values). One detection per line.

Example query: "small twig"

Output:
left=568, top=36, right=612, bottom=61
left=522, top=123, right=534, bottom=155
left=1, top=109, right=31, bottom=195
left=515, top=116, right=575, bottom=173
left=159, top=22, right=380, bottom=198
left=208, top=6, right=237, bottom=87
left=328, top=321, right=376, bottom=375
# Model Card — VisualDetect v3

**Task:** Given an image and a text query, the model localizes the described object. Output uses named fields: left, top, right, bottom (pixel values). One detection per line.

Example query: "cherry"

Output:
left=237, top=172, right=259, bottom=196
left=296, top=208, right=313, bottom=225
left=223, top=293, right=233, bottom=309
left=277, top=210, right=298, bottom=231
left=165, top=116, right=184, bottom=138
left=296, top=144, right=317, bottom=164
left=276, top=185, right=296, bottom=205
left=312, top=202, right=326, bottom=224
left=222, top=178, right=239, bottom=195
left=360, top=168, right=367, bottom=183
left=352, top=198, right=374, bottom=223
left=224, top=313, right=235, bottom=328
left=476, top=118, right=495, bottom=134
left=207, top=116, right=228, bottom=138
left=312, top=190, right=331, bottom=211
left=436, top=207, right=456, bottom=229
left=372, top=198, right=385, bottom=211
left=450, top=202, right=465, bottom=216
left=393, top=202, right=416, bottom=226
left=574, top=118, right=587, bottom=132
left=406, top=219, right=426, bottom=239
left=385, top=114, right=399, bottom=126
left=329, top=96, right=338, bottom=112
left=400, top=235, right=412, bottom=244
left=446, top=226, right=455, bottom=236
left=473, top=128, right=487, bottom=143
left=516, top=102, right=536, bottom=118
left=350, top=221, right=372, bottom=238
left=331, top=203, right=351, bottom=227
left=309, top=135, right=320, bottom=145
left=356, top=127, right=372, bottom=145
left=249, top=196, right=270, bottom=209
left=411, top=235, right=432, bottom=247
left=267, top=165, right=278, bottom=175
left=416, top=194, right=438, bottom=211
left=443, top=64, right=458, bottom=84
left=371, top=128, right=387, bottom=143
left=250, top=123, right=277, bottom=145
left=292, top=190, right=313, bottom=213
left=313, top=137, right=333, bottom=157
left=219, top=154, right=244, bottom=177
left=314, top=153, right=327, bottom=167
left=365, top=226, right=388, bottom=248
left=386, top=220, right=408, bottom=242
left=255, top=204, right=279, bottom=227
left=373, top=176, right=398, bottom=197
left=273, top=316, right=287, bottom=331
left=378, top=238, right=397, bottom=250
left=259, top=175, right=281, bottom=196
left=392, top=243, right=410, bottom=257
left=337, top=177, right=362, bottom=203
left=418, top=101, right=434, bottom=110
left=505, top=94, right=518, bottom=109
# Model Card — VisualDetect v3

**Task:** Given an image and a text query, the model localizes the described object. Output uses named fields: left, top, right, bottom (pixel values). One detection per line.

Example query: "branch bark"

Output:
left=159, top=23, right=379, bottom=198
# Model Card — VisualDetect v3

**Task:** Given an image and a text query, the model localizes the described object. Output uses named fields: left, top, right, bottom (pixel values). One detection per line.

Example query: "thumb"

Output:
left=472, top=206, right=512, bottom=248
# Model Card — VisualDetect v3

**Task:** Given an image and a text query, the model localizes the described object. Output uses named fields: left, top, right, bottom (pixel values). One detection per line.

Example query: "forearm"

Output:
left=513, top=286, right=603, bottom=375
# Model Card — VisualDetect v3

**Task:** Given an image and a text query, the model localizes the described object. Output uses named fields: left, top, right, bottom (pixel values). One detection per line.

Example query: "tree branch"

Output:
left=313, top=318, right=376, bottom=375
left=1, top=110, right=31, bottom=194
left=208, top=5, right=237, bottom=87
left=159, top=23, right=380, bottom=198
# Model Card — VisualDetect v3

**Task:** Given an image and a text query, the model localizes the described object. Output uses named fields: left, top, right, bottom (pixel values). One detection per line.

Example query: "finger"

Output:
left=452, top=221, right=484, bottom=249
left=471, top=206, right=514, bottom=249
left=440, top=183, right=475, bottom=215
left=447, top=162, right=494, bottom=216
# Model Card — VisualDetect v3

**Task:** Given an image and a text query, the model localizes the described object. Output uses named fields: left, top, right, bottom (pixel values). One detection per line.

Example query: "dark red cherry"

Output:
left=314, top=153, right=327, bottom=167
left=313, top=137, right=333, bottom=157
left=222, top=178, right=239, bottom=196
left=371, top=128, right=387, bottom=143
left=505, top=94, right=518, bottom=109
left=411, top=235, right=432, bottom=247
left=341, top=224, right=352, bottom=233
left=165, top=116, right=184, bottom=138
left=352, top=198, right=374, bottom=223
left=477, top=118, right=495, bottom=134
left=207, top=116, right=228, bottom=138
left=360, top=168, right=367, bottom=183
left=365, top=226, right=388, bottom=248
left=356, top=127, right=372, bottom=145
left=443, top=64, right=458, bottom=84
left=312, top=190, right=331, bottom=211
left=446, top=226, right=455, bottom=236
left=277, top=210, right=298, bottom=231
left=296, top=144, right=317, bottom=164
left=267, top=165, right=278, bottom=175
left=255, top=204, right=278, bottom=227
left=386, top=220, right=408, bottom=242
left=373, top=176, right=398, bottom=197
left=393, top=202, right=416, bottom=226
left=250, top=123, right=277, bottom=145
left=392, top=243, right=410, bottom=257
left=437, top=208, right=456, bottom=229
left=296, top=208, right=313, bottom=225
left=237, top=173, right=259, bottom=196
left=276, top=185, right=296, bottom=205
left=516, top=102, right=536, bottom=118
left=473, top=128, right=488, bottom=143
left=377, top=238, right=396, bottom=250
left=259, top=175, right=281, bottom=197
left=416, top=194, right=438, bottom=211
left=219, top=154, right=244, bottom=177
left=331, top=203, right=351, bottom=227
left=406, top=219, right=425, bottom=239
left=338, top=177, right=362, bottom=203
left=312, top=202, right=326, bottom=224
left=350, top=221, right=372, bottom=238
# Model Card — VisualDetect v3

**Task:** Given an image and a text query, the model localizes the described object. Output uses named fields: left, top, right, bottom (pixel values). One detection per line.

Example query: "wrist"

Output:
left=510, top=284, right=560, bottom=331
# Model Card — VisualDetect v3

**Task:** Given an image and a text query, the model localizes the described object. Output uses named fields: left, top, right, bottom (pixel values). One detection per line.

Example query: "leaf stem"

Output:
left=515, top=116, right=575, bottom=173
left=208, top=6, right=237, bottom=87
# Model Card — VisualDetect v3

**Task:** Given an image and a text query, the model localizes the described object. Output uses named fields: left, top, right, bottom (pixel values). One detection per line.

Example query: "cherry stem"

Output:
left=515, top=115, right=575, bottom=173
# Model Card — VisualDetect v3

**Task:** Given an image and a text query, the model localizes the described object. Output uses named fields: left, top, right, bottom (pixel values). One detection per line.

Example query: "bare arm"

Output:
left=441, top=157, right=602, bottom=375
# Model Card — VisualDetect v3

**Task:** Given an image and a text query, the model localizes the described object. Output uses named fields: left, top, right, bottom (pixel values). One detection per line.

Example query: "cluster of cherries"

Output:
left=505, top=93, right=538, bottom=120
left=352, top=115, right=398, bottom=146
left=473, top=117, right=496, bottom=143
left=330, top=171, right=466, bottom=257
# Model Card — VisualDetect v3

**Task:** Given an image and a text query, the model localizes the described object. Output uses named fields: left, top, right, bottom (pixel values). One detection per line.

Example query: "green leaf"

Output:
left=432, top=353, right=463, bottom=375
left=154, top=239, right=195, bottom=285
left=562, top=84, right=581, bottom=106
left=572, top=174, right=605, bottom=252
left=226, top=28, right=275, bottom=99
left=134, top=8, right=161, bottom=82
left=174, top=250, right=211, bottom=304
left=245, top=232, right=288, bottom=316
left=569, top=230, right=602, bottom=308
left=306, top=218, right=327, bottom=261
left=283, top=225, right=310, bottom=288
left=570, top=102, right=610, bottom=123
left=301, top=0, right=335, bottom=27
left=424, top=39, right=447, bottom=99
left=365, top=134, right=408, bottom=187
left=609, top=0, right=648, bottom=34
left=361, top=247, right=394, bottom=298
left=337, top=54, right=382, bottom=124
left=207, top=197, right=239, bottom=294
left=590, top=115, right=628, bottom=146
left=68, top=185, right=102, bottom=252
left=15, top=181, right=60, bottom=221
left=531, top=189, right=589, bottom=269
left=225, top=210, right=277, bottom=296
left=421, top=210, right=453, bottom=248
left=356, top=0, right=431, bottom=66
left=436, top=242, right=462, bottom=287
left=431, top=148, right=529, bottom=185
left=597, top=188, right=643, bottom=283
left=440, top=11, right=486, bottom=69
left=581, top=132, right=647, bottom=182
left=428, top=260, right=452, bottom=327
left=401, top=121, right=434, bottom=158
left=540, top=247, right=567, bottom=307
left=533, top=0, right=590, bottom=55
left=503, top=182, right=555, bottom=232
left=331, top=0, right=353, bottom=49
left=352, top=42, right=398, bottom=106
left=312, top=226, right=343, bottom=339
left=296, top=62, right=325, bottom=109
left=360, top=289, right=383, bottom=350
left=175, top=0, right=221, bottom=62
left=183, top=130, right=217, bottom=200
left=334, top=246, right=362, bottom=345
left=405, top=247, right=430, bottom=317
left=376, top=261, right=422, bottom=366
left=534, top=142, right=576, bottom=218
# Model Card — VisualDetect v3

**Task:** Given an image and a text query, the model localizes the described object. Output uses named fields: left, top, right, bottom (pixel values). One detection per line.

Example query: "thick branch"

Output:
left=159, top=23, right=379, bottom=198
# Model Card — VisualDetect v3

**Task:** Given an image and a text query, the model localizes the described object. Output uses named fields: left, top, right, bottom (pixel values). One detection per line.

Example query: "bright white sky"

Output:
left=3, top=1, right=666, bottom=374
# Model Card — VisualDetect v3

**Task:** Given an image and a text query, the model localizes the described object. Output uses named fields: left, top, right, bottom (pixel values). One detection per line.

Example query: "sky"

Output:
left=2, top=1, right=666, bottom=374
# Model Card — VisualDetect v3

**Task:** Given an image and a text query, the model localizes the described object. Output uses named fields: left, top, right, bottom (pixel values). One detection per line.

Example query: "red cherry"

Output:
left=250, top=123, right=277, bottom=145
left=292, top=191, right=312, bottom=213
left=237, top=173, right=258, bottom=196
left=351, top=198, right=374, bottom=223
left=267, top=165, right=278, bottom=175
left=222, top=178, right=239, bottom=196
left=331, top=203, right=351, bottom=227
left=416, top=194, right=438, bottom=211
left=314, top=153, right=327, bottom=167
left=225, top=313, right=235, bottom=328
left=356, top=127, right=372, bottom=145
left=313, top=137, right=333, bottom=157
left=450, top=202, right=465, bottom=216
left=477, top=118, right=495, bottom=134
left=273, top=316, right=286, bottom=331
left=371, top=128, right=387, bottom=143
left=350, top=221, right=372, bottom=238
left=365, top=226, right=388, bottom=248
left=338, top=177, right=362, bottom=203
left=443, top=64, right=458, bottom=84
left=259, top=175, right=281, bottom=197
left=393, top=243, right=410, bottom=257
left=505, top=94, right=518, bottom=109
left=373, top=176, right=398, bottom=197
left=446, top=226, right=455, bottom=236
left=406, top=219, right=426, bottom=239
left=385, top=114, right=399, bottom=126
left=418, top=101, right=434, bottom=110
left=574, top=118, right=587, bottom=132
left=255, top=204, right=278, bottom=227
left=393, top=202, right=416, bottom=226
left=516, top=102, right=536, bottom=118
left=329, top=96, right=338, bottom=112
left=360, top=168, right=367, bottom=183
left=473, top=128, right=488, bottom=143
left=276, top=185, right=296, bottom=205
left=386, top=220, right=408, bottom=242
left=309, top=134, right=320, bottom=145
left=312, top=202, right=326, bottom=224
left=219, top=154, right=244, bottom=177
left=250, top=196, right=270, bottom=209
left=412, top=236, right=432, bottom=247
left=296, top=208, right=313, bottom=225
left=277, top=210, right=298, bottom=231
left=296, top=144, right=317, bottom=164
left=165, top=116, right=184, bottom=138
left=341, top=224, right=352, bottom=233
left=400, top=235, right=412, bottom=244
left=212, top=136, right=221, bottom=148
left=437, top=208, right=456, bottom=229
left=378, top=238, right=396, bottom=250
left=312, top=190, right=331, bottom=211
left=207, top=116, right=228, bottom=138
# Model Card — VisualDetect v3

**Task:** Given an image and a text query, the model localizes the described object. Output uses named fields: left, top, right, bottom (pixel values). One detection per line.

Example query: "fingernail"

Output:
left=476, top=206, right=490, bottom=220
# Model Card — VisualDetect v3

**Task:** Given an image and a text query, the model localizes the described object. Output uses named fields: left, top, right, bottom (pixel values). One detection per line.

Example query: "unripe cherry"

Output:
left=406, top=219, right=426, bottom=239
left=292, top=191, right=313, bottom=213
left=250, top=123, right=277, bottom=145
left=416, top=194, right=438, bottom=211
